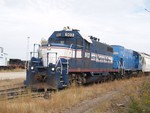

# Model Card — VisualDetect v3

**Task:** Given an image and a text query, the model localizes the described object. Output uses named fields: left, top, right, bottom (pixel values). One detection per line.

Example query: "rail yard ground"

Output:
left=0, top=71, right=25, bottom=80
left=0, top=73, right=149, bottom=113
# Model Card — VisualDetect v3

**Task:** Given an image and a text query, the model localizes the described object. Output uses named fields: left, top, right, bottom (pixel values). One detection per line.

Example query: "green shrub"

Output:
left=128, top=97, right=142, bottom=113
left=127, top=82, right=150, bottom=113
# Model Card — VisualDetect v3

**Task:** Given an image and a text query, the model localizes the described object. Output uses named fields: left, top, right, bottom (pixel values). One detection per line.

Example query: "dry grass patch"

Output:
left=91, top=76, right=150, bottom=113
left=0, top=78, right=24, bottom=88
left=0, top=76, right=149, bottom=113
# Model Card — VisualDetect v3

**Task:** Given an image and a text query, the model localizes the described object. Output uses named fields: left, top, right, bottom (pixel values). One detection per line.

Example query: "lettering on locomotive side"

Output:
left=113, top=52, right=119, bottom=55
left=91, top=53, right=113, bottom=64
left=91, top=53, right=96, bottom=61
left=85, top=52, right=90, bottom=58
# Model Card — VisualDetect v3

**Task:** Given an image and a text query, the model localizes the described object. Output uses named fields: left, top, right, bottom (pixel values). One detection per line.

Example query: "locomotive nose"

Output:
left=35, top=74, right=48, bottom=82
left=34, top=67, right=48, bottom=82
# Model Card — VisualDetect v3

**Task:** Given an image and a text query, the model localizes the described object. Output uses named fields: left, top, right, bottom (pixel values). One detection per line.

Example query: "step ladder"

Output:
left=59, top=59, right=69, bottom=87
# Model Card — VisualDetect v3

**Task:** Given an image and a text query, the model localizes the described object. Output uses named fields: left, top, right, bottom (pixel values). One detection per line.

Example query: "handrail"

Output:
left=46, top=52, right=57, bottom=67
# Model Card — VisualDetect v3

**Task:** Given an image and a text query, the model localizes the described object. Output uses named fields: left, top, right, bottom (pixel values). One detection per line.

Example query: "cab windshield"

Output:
left=49, top=37, right=73, bottom=45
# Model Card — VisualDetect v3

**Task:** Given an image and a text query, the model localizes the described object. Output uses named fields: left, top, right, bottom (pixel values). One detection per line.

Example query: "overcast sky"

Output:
left=0, top=0, right=150, bottom=60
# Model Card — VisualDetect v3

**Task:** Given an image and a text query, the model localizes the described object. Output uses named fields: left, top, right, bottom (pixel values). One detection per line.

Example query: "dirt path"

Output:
left=62, top=76, right=149, bottom=113
left=62, top=90, right=119, bottom=113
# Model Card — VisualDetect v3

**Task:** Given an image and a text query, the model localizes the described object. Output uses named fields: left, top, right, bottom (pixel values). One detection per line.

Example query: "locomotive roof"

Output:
left=79, top=32, right=92, bottom=43
left=140, top=52, right=150, bottom=57
left=48, top=27, right=115, bottom=48
left=49, top=27, right=93, bottom=44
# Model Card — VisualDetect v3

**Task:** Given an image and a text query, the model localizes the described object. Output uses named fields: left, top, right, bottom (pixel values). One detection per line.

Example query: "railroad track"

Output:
left=0, top=84, right=50, bottom=101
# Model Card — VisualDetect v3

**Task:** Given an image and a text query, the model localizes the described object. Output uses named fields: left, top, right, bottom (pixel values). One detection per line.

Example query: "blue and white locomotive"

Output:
left=24, top=27, right=142, bottom=90
left=25, top=27, right=118, bottom=90
left=112, top=45, right=142, bottom=77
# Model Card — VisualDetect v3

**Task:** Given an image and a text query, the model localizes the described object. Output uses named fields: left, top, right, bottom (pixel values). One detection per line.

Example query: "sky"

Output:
left=0, top=0, right=150, bottom=60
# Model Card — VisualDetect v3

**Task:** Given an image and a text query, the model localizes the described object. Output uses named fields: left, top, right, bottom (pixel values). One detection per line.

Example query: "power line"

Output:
left=145, top=8, right=150, bottom=13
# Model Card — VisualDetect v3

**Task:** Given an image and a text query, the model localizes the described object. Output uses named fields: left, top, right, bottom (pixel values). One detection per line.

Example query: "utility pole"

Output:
left=26, top=37, right=30, bottom=69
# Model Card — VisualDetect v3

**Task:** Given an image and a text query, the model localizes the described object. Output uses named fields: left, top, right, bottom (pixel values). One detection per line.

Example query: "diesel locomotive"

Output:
left=24, top=27, right=146, bottom=91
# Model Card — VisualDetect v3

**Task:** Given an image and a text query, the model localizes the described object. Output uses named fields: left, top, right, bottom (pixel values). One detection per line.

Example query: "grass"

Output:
left=127, top=82, right=150, bottom=113
left=0, top=78, right=24, bottom=87
left=92, top=75, right=150, bottom=113
left=0, top=75, right=149, bottom=113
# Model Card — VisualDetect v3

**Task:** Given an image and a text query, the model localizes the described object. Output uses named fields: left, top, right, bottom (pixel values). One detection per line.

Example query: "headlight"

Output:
left=31, top=66, right=34, bottom=70
left=51, top=67, right=55, bottom=71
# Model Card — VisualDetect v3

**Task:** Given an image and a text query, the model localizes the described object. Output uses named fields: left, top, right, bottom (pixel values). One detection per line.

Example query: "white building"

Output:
left=0, top=47, right=8, bottom=66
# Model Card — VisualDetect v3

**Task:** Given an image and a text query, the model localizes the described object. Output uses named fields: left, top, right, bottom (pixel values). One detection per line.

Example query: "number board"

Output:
left=56, top=32, right=74, bottom=38
left=56, top=33, right=62, bottom=37
left=65, top=33, right=74, bottom=37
